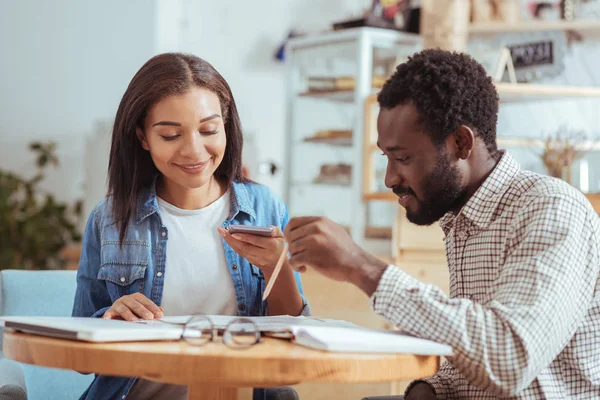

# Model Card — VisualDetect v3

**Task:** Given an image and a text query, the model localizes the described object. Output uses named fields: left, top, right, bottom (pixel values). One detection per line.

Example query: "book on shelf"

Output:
left=312, top=163, right=352, bottom=186
left=307, top=76, right=387, bottom=92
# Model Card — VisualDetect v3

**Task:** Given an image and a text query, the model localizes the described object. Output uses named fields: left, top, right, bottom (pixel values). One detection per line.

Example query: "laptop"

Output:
left=0, top=316, right=185, bottom=343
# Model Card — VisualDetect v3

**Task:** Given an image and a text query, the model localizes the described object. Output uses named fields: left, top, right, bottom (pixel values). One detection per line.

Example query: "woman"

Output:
left=72, top=53, right=308, bottom=400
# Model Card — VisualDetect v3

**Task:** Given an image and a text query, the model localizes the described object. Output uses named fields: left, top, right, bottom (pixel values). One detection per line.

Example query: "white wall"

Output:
left=0, top=0, right=157, bottom=214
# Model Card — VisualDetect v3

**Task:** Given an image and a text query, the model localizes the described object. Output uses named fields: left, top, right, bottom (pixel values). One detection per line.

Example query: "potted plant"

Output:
left=0, top=141, right=82, bottom=270
left=540, top=126, right=587, bottom=184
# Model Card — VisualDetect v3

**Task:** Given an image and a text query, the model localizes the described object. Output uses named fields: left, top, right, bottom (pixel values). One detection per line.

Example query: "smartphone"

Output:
left=227, top=225, right=274, bottom=237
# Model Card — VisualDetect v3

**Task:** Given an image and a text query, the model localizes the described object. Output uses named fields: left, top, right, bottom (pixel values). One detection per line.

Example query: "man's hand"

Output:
left=405, top=382, right=437, bottom=400
left=283, top=216, right=388, bottom=295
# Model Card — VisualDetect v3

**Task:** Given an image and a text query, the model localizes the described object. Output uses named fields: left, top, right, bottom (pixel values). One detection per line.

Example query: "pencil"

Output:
left=262, top=243, right=288, bottom=301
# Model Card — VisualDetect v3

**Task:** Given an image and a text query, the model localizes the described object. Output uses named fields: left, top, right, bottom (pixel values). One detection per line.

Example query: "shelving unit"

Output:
left=285, top=20, right=600, bottom=253
left=284, top=28, right=421, bottom=245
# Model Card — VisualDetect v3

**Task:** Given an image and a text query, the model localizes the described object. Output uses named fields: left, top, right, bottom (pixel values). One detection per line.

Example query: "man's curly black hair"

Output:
left=378, top=49, right=499, bottom=154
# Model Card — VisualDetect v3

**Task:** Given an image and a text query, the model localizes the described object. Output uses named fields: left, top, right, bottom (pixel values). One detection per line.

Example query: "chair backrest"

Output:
left=0, top=270, right=78, bottom=317
left=0, top=270, right=93, bottom=400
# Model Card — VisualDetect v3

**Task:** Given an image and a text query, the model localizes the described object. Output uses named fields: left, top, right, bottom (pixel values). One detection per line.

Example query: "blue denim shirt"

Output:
left=72, top=180, right=310, bottom=400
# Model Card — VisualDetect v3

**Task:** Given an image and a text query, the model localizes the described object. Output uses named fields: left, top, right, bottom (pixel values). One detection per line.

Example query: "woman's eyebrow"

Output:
left=152, top=114, right=221, bottom=127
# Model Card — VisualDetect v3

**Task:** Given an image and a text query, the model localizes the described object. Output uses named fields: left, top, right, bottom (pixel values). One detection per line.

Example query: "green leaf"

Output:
left=37, top=154, right=48, bottom=168
left=74, top=200, right=83, bottom=217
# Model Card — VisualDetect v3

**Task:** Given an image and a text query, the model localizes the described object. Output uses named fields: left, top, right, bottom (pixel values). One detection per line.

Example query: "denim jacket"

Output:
left=72, top=179, right=310, bottom=400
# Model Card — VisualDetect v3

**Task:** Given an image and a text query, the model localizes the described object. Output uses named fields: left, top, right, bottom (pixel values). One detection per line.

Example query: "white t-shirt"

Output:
left=128, top=190, right=236, bottom=400
left=158, top=189, right=237, bottom=316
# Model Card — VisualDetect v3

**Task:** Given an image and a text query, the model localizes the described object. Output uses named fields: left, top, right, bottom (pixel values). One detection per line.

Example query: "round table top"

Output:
left=3, top=332, right=439, bottom=387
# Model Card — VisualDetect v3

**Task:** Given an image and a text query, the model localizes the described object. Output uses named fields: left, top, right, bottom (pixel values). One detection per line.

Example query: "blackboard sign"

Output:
left=508, top=40, right=554, bottom=68
left=490, top=31, right=566, bottom=82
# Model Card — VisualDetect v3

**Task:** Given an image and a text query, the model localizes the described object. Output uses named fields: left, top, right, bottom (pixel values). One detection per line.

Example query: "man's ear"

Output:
left=136, top=127, right=150, bottom=151
left=451, top=125, right=475, bottom=160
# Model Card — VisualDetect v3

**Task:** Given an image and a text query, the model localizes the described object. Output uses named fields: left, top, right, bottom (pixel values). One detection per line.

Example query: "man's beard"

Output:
left=395, top=150, right=467, bottom=226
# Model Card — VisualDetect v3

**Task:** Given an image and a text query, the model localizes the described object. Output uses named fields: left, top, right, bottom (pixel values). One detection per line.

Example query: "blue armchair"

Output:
left=0, top=270, right=93, bottom=400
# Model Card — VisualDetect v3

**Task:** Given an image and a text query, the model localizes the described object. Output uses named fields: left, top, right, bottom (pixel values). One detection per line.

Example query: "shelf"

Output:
left=298, top=89, right=355, bottom=102
left=291, top=181, right=352, bottom=188
left=364, top=181, right=600, bottom=206
left=298, top=88, right=382, bottom=102
left=364, top=191, right=396, bottom=201
left=498, top=137, right=600, bottom=150
left=299, top=83, right=600, bottom=104
left=303, top=136, right=353, bottom=146
left=287, top=27, right=420, bottom=51
left=367, top=136, right=600, bottom=154
left=496, top=83, right=600, bottom=102
left=469, top=20, right=600, bottom=34
left=365, top=226, right=392, bottom=239
left=303, top=131, right=353, bottom=146
left=307, top=76, right=387, bottom=92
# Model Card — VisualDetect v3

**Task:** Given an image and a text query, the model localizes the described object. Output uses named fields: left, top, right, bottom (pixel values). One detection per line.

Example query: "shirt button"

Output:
left=240, top=304, right=246, bottom=311
left=458, top=232, right=468, bottom=240
left=161, top=231, right=166, bottom=237
left=120, top=277, right=125, bottom=283
left=157, top=272, right=163, bottom=277
left=232, top=264, right=238, bottom=270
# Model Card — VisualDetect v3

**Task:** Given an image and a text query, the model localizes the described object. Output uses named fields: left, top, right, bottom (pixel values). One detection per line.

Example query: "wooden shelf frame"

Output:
left=586, top=194, right=600, bottom=214
left=469, top=20, right=600, bottom=34
left=495, top=83, right=600, bottom=102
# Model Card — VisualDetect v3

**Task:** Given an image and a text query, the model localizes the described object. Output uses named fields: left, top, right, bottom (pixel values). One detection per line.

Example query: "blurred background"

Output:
left=1, top=1, right=600, bottom=398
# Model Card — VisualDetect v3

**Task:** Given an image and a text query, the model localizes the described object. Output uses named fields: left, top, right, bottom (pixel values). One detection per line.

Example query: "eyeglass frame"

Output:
left=176, top=315, right=263, bottom=349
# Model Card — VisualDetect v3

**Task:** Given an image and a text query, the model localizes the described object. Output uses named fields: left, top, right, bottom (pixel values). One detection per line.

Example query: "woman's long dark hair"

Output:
left=107, top=53, right=244, bottom=242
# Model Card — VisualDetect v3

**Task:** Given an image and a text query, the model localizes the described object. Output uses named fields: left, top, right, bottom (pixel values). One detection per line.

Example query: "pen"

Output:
left=262, top=243, right=288, bottom=301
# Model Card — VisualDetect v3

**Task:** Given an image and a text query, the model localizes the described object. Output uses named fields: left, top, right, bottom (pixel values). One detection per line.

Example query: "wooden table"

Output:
left=3, top=332, right=440, bottom=400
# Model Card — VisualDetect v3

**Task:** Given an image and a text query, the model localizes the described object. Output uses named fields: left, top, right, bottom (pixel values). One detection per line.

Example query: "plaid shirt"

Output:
left=371, top=152, right=600, bottom=399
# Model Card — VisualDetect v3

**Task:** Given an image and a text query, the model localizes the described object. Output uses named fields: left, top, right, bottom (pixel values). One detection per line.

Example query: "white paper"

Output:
left=292, top=325, right=453, bottom=355
left=151, top=315, right=358, bottom=332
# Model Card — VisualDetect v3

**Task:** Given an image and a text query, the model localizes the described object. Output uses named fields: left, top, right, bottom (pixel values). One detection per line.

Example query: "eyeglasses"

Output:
left=180, top=315, right=262, bottom=349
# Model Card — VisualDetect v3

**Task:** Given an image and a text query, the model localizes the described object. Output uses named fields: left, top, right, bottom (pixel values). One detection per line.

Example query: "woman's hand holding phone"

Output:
left=217, top=225, right=285, bottom=279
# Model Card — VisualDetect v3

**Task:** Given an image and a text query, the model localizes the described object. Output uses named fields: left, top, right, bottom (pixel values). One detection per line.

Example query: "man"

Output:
left=283, top=49, right=600, bottom=399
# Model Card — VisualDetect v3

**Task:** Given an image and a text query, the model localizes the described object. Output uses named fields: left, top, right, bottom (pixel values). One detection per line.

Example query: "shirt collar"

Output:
left=135, top=178, right=256, bottom=224
left=440, top=151, right=520, bottom=233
